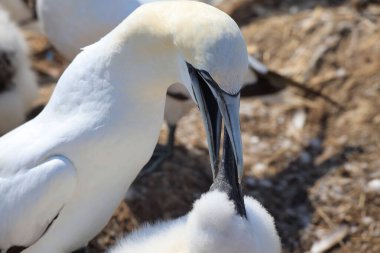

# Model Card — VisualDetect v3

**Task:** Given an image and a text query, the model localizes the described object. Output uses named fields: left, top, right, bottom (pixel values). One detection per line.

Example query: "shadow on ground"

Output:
left=127, top=145, right=213, bottom=222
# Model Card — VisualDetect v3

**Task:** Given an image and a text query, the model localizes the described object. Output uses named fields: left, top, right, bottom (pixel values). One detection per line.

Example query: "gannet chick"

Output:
left=0, top=2, right=247, bottom=252
left=0, top=5, right=38, bottom=135
left=109, top=130, right=281, bottom=253
left=109, top=192, right=281, bottom=253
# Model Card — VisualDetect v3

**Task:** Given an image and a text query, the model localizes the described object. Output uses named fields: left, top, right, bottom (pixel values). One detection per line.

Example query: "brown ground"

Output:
left=22, top=0, right=379, bottom=252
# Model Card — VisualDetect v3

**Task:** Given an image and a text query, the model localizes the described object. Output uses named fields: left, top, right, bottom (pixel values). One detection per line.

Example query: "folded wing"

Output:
left=0, top=156, right=76, bottom=251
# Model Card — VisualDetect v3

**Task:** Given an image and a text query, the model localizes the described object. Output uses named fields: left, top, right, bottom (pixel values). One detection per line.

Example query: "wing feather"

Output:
left=0, top=156, right=76, bottom=250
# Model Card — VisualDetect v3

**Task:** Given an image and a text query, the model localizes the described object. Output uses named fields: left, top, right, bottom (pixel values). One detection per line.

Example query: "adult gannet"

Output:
left=36, top=0, right=302, bottom=172
left=109, top=129, right=282, bottom=253
left=0, top=2, right=247, bottom=252
left=0, top=5, right=38, bottom=135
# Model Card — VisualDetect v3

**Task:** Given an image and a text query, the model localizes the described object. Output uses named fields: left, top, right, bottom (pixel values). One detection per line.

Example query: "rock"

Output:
left=310, top=225, right=349, bottom=253
left=367, top=179, right=380, bottom=193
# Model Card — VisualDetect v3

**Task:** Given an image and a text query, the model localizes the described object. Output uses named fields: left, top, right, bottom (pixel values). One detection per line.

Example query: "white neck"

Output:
left=37, top=23, right=190, bottom=176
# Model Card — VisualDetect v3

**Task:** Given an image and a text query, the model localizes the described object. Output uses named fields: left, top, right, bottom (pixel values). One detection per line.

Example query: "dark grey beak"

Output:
left=187, top=63, right=243, bottom=182
left=210, top=128, right=246, bottom=217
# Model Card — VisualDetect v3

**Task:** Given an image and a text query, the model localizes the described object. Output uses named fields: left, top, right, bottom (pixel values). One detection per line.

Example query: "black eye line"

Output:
left=186, top=62, right=240, bottom=98
left=186, top=62, right=200, bottom=107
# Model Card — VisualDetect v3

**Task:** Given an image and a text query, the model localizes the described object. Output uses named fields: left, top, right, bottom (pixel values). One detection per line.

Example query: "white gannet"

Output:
left=36, top=0, right=149, bottom=61
left=0, top=5, right=38, bottom=135
left=109, top=129, right=282, bottom=253
left=37, top=0, right=301, bottom=172
left=36, top=0, right=218, bottom=60
left=0, top=2, right=247, bottom=252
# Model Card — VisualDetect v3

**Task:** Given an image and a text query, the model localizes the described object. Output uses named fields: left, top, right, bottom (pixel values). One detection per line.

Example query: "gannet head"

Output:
left=83, top=1, right=247, bottom=177
left=131, top=1, right=247, bottom=178
left=122, top=1, right=248, bottom=91
left=166, top=2, right=248, bottom=180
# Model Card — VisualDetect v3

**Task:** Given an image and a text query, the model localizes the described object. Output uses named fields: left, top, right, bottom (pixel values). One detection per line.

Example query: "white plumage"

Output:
left=110, top=191, right=281, bottom=253
left=0, top=5, right=38, bottom=135
left=0, top=2, right=247, bottom=252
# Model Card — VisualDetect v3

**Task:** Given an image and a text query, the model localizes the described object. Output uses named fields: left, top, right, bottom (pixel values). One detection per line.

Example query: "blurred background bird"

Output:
left=0, top=4, right=38, bottom=135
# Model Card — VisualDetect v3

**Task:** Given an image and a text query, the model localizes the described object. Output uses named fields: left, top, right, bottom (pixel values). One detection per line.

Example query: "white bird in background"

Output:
left=0, top=0, right=34, bottom=24
left=109, top=129, right=281, bottom=253
left=36, top=0, right=304, bottom=173
left=0, top=2, right=247, bottom=252
left=0, top=5, right=38, bottom=135
left=36, top=0, right=219, bottom=60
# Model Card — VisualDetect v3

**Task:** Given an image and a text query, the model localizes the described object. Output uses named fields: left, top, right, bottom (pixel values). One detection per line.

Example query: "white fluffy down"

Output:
left=0, top=6, right=38, bottom=134
left=109, top=191, right=281, bottom=253
left=188, top=191, right=281, bottom=253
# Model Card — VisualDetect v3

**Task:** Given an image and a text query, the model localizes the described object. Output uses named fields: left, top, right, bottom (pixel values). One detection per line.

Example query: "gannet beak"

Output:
left=210, top=128, right=247, bottom=217
left=187, top=63, right=243, bottom=182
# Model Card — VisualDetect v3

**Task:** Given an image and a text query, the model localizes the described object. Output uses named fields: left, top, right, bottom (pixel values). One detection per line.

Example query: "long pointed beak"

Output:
left=210, top=128, right=246, bottom=217
left=187, top=63, right=243, bottom=182
left=187, top=63, right=222, bottom=177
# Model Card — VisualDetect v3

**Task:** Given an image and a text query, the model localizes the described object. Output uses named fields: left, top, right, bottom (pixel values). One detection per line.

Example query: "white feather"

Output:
left=0, top=157, right=76, bottom=251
